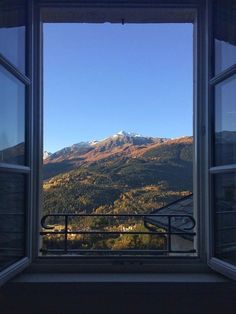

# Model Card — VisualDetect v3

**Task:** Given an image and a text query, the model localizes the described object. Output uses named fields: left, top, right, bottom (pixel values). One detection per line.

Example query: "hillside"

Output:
left=43, top=132, right=191, bottom=180
left=42, top=132, right=193, bottom=252
left=43, top=133, right=193, bottom=215
left=0, top=142, right=25, bottom=164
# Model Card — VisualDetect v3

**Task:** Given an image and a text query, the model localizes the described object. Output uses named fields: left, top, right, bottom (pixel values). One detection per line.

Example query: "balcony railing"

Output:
left=40, top=213, right=196, bottom=256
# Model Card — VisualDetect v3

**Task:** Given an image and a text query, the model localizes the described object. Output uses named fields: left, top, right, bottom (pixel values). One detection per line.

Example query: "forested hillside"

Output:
left=42, top=133, right=193, bottom=252
left=43, top=135, right=193, bottom=216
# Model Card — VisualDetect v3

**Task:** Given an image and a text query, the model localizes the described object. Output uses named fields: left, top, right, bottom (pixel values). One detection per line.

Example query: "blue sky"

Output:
left=44, top=23, right=193, bottom=153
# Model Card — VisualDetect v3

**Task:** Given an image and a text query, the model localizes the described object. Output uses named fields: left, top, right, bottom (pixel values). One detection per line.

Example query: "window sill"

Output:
left=3, top=272, right=235, bottom=314
left=12, top=272, right=229, bottom=284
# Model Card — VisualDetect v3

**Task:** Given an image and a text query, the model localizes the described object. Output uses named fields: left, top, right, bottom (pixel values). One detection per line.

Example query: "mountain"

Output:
left=215, top=130, right=236, bottom=165
left=43, top=151, right=52, bottom=160
left=0, top=142, right=25, bottom=164
left=44, top=131, right=167, bottom=163
left=42, top=132, right=193, bottom=251
left=215, top=130, right=236, bottom=143
left=43, top=133, right=193, bottom=215
left=43, top=131, right=169, bottom=179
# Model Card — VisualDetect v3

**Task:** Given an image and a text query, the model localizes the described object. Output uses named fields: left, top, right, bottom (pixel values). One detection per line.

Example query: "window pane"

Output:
left=0, top=65, right=25, bottom=165
left=0, top=0, right=26, bottom=73
left=214, top=75, right=236, bottom=166
left=214, top=172, right=236, bottom=266
left=0, top=173, right=25, bottom=272
left=214, top=0, right=236, bottom=75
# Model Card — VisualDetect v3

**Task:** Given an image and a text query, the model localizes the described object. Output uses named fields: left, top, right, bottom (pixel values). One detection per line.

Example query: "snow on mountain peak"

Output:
left=116, top=130, right=141, bottom=137
left=89, top=140, right=99, bottom=146
left=46, top=131, right=158, bottom=157
left=43, top=151, right=52, bottom=160
left=90, top=131, right=143, bottom=144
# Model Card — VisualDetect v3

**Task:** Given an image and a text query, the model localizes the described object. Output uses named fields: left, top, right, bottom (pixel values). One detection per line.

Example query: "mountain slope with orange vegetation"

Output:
left=43, top=132, right=192, bottom=180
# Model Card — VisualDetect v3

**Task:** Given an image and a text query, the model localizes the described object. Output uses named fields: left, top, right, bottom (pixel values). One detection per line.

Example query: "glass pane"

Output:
left=0, top=0, right=26, bottom=73
left=0, top=173, right=25, bottom=272
left=214, top=0, right=236, bottom=75
left=214, top=74, right=236, bottom=166
left=0, top=65, right=25, bottom=165
left=214, top=172, right=236, bottom=266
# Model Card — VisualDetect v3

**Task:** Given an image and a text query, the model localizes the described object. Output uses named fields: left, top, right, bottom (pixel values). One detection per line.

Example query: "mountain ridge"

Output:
left=43, top=133, right=193, bottom=217
left=42, top=131, right=194, bottom=251
left=43, top=130, right=172, bottom=163
left=43, top=132, right=193, bottom=181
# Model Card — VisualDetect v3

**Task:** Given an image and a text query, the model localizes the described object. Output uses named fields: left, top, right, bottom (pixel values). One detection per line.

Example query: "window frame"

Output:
left=0, top=0, right=34, bottom=286
left=27, top=0, right=211, bottom=274
left=207, top=0, right=236, bottom=280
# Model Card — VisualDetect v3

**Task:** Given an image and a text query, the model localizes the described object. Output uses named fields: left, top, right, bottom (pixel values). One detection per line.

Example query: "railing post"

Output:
left=64, top=215, right=68, bottom=254
left=167, top=216, right=172, bottom=253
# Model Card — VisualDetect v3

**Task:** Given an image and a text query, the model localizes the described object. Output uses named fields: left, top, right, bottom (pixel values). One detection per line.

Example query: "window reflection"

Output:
left=214, top=173, right=236, bottom=266
left=0, top=0, right=26, bottom=73
left=0, top=173, right=25, bottom=271
left=214, top=0, right=236, bottom=75
left=0, top=66, right=25, bottom=165
left=214, top=75, right=236, bottom=166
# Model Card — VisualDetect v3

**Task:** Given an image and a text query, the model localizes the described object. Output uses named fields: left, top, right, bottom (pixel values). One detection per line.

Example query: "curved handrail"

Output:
left=40, top=212, right=196, bottom=255
left=41, top=213, right=196, bottom=232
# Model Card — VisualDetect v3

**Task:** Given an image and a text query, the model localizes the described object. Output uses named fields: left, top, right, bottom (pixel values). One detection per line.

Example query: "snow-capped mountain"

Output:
left=93, top=131, right=166, bottom=152
left=43, top=151, right=52, bottom=160
left=44, top=131, right=169, bottom=164
left=45, top=142, right=93, bottom=161
left=43, top=132, right=193, bottom=181
left=113, top=130, right=141, bottom=137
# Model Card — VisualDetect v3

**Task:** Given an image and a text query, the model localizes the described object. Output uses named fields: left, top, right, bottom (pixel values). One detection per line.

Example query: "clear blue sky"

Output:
left=44, top=23, right=193, bottom=153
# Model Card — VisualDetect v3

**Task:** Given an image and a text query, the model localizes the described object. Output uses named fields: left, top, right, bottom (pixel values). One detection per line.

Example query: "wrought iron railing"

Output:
left=40, top=213, right=196, bottom=256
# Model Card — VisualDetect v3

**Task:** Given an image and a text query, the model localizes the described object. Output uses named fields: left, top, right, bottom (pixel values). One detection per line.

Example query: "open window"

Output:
left=41, top=20, right=196, bottom=258
left=208, top=0, right=236, bottom=279
left=0, top=0, right=33, bottom=286
left=0, top=0, right=236, bottom=285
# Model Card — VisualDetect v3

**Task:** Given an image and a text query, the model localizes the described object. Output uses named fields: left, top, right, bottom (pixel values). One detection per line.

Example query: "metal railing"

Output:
left=40, top=213, right=196, bottom=256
